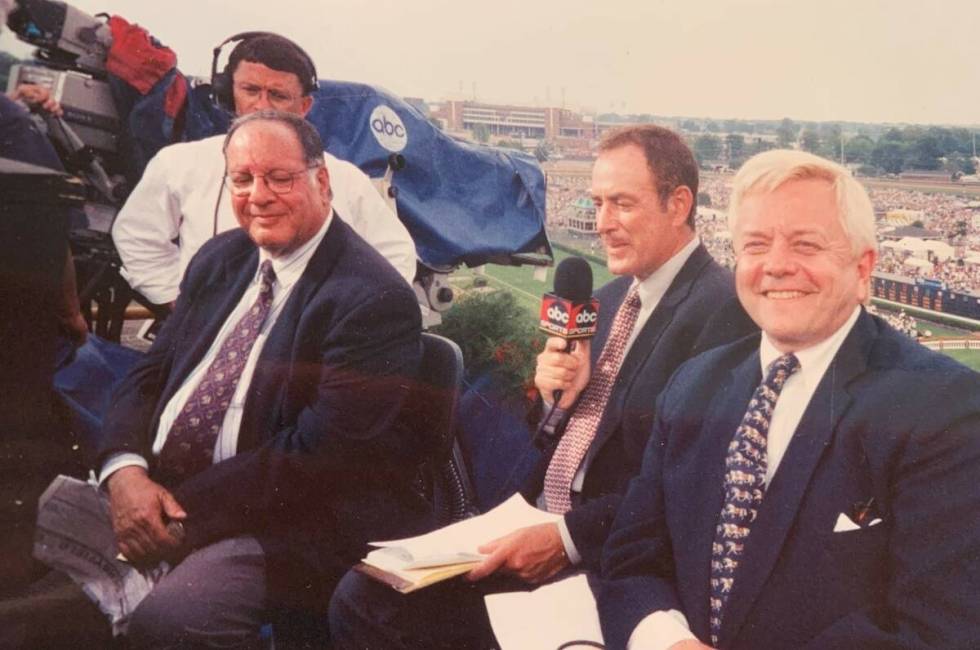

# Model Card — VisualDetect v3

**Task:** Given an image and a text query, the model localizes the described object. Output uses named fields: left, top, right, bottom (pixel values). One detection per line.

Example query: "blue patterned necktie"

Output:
left=708, top=352, right=800, bottom=646
left=157, top=260, right=276, bottom=483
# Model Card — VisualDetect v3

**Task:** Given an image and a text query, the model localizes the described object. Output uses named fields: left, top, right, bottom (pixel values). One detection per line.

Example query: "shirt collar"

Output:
left=257, top=210, right=333, bottom=289
left=759, top=305, right=862, bottom=386
left=631, top=236, right=700, bottom=309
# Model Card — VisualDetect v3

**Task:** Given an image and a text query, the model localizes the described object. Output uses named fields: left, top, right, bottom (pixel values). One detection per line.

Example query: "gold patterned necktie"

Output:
left=543, top=286, right=642, bottom=514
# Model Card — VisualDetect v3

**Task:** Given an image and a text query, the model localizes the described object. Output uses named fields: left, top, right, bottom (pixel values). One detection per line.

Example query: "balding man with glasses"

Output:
left=92, top=110, right=429, bottom=647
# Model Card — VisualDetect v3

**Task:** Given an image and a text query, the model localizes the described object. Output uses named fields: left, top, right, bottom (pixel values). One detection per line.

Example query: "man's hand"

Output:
left=466, top=522, right=569, bottom=584
left=106, top=466, right=186, bottom=565
left=58, top=311, right=89, bottom=347
left=9, top=83, right=63, bottom=116
left=535, top=337, right=591, bottom=410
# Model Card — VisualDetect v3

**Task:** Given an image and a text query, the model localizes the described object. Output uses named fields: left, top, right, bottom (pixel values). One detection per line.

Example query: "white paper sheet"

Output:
left=485, top=573, right=604, bottom=649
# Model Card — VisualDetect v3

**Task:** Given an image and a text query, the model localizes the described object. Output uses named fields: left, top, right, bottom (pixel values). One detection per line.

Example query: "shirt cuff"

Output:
left=99, top=452, right=150, bottom=486
left=627, top=610, right=696, bottom=650
left=117, top=266, right=179, bottom=306
left=557, top=515, right=582, bottom=565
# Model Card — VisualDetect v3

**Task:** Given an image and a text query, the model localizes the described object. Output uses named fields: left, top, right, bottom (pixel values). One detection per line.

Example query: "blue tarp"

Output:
left=53, top=335, right=143, bottom=456
left=114, top=75, right=551, bottom=269
left=309, top=82, right=550, bottom=268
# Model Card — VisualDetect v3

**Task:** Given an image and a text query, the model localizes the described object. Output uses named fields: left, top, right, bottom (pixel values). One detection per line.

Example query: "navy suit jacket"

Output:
left=99, top=217, right=430, bottom=609
left=521, top=244, right=757, bottom=567
left=596, top=310, right=980, bottom=649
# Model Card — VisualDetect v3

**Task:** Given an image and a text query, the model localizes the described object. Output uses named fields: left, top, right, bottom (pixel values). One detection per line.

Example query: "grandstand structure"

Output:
left=871, top=273, right=980, bottom=326
left=564, top=197, right=597, bottom=233
left=429, top=100, right=650, bottom=158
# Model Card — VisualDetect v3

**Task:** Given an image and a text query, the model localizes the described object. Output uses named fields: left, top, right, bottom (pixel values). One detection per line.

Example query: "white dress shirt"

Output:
left=550, top=237, right=702, bottom=564
left=111, top=134, right=416, bottom=304
left=99, top=213, right=332, bottom=484
left=627, top=306, right=862, bottom=649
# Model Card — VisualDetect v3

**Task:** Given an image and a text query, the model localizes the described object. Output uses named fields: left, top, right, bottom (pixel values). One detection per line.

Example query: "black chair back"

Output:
left=409, top=333, right=478, bottom=523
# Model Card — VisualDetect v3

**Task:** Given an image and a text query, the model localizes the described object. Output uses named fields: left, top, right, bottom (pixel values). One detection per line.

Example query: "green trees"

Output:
left=800, top=128, right=821, bottom=153
left=844, top=135, right=875, bottom=165
left=748, top=138, right=775, bottom=156
left=819, top=124, right=843, bottom=160
left=432, top=290, right=542, bottom=399
left=776, top=118, right=798, bottom=147
left=872, top=140, right=906, bottom=174
left=726, top=133, right=746, bottom=166
left=694, top=134, right=724, bottom=165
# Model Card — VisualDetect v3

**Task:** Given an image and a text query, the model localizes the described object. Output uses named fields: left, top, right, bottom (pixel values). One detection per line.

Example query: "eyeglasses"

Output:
left=224, top=165, right=320, bottom=196
left=234, top=83, right=299, bottom=107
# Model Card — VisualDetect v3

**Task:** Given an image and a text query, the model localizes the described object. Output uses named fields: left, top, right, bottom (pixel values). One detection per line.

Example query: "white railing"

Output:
left=920, top=339, right=980, bottom=351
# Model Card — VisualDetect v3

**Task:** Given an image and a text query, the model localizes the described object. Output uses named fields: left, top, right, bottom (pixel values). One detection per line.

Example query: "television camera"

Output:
left=6, top=0, right=141, bottom=339
left=6, top=0, right=123, bottom=204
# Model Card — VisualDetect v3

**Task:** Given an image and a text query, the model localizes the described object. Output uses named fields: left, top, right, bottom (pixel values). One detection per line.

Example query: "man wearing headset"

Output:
left=110, top=32, right=417, bottom=311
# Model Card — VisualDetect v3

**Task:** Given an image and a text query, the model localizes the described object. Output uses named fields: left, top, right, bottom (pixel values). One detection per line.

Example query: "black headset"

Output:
left=209, top=31, right=319, bottom=113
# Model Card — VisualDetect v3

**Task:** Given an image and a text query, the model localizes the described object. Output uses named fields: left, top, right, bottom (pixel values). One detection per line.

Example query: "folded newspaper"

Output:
left=33, top=475, right=168, bottom=634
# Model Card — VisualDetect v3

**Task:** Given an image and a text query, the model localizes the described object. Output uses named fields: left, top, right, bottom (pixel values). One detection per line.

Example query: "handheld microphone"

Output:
left=539, top=257, right=599, bottom=404
left=532, top=257, right=599, bottom=450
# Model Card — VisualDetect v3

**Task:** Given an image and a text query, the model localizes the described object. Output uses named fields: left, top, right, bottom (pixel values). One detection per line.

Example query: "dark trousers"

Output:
left=125, top=536, right=268, bottom=649
left=0, top=537, right=269, bottom=649
left=0, top=570, right=113, bottom=649
left=0, top=536, right=334, bottom=649
left=328, top=568, right=533, bottom=650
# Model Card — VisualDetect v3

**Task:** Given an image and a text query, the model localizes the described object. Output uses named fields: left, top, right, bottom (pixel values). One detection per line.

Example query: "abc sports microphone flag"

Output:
left=539, top=256, right=599, bottom=340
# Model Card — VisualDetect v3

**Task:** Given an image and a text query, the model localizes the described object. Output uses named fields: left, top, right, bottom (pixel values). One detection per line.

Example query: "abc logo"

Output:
left=575, top=308, right=598, bottom=325
left=369, top=105, right=408, bottom=153
left=547, top=304, right=569, bottom=324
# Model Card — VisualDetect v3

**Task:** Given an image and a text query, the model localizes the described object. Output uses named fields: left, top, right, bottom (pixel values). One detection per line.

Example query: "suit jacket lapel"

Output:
left=591, top=245, right=713, bottom=452
left=236, top=218, right=345, bottom=451
left=165, top=244, right=257, bottom=403
left=719, top=311, right=876, bottom=646
left=589, top=277, right=630, bottom=367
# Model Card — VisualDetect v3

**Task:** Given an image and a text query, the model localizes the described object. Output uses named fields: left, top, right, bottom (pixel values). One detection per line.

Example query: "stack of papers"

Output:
left=358, top=494, right=561, bottom=593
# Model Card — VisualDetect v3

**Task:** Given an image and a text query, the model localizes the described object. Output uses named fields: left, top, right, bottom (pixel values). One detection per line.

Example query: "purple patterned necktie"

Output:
left=156, top=260, right=276, bottom=482
left=543, top=286, right=642, bottom=514
left=708, top=352, right=800, bottom=646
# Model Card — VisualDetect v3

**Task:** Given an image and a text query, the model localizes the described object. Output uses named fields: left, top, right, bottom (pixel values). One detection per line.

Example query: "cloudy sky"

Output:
left=3, top=0, right=978, bottom=126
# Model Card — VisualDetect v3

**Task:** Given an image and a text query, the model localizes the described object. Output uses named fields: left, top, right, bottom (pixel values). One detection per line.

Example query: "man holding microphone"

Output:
left=329, top=125, right=756, bottom=649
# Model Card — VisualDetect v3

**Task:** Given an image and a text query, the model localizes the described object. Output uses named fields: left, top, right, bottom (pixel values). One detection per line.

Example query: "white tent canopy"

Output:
left=902, top=257, right=934, bottom=270
left=891, top=237, right=954, bottom=261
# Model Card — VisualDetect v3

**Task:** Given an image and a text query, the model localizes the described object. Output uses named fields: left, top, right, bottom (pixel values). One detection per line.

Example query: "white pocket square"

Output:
left=833, top=512, right=882, bottom=532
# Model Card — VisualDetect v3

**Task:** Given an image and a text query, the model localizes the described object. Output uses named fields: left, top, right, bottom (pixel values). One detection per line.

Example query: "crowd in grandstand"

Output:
left=545, top=172, right=980, bottom=296
left=543, top=171, right=590, bottom=223
left=877, top=249, right=980, bottom=293
left=868, top=187, right=980, bottom=247
left=694, top=208, right=736, bottom=270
